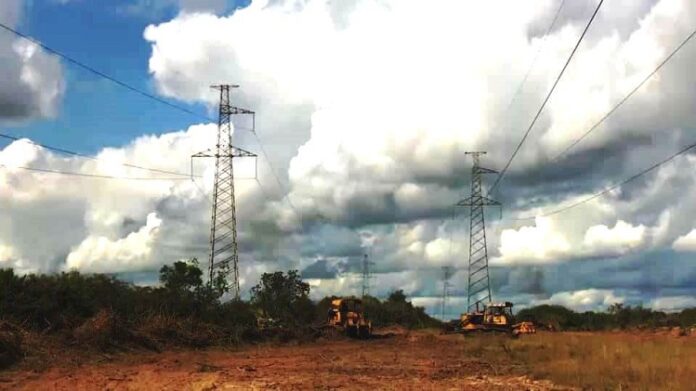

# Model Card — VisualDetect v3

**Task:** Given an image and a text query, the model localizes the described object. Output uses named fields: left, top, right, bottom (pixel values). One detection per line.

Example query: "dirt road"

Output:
left=1, top=330, right=568, bottom=390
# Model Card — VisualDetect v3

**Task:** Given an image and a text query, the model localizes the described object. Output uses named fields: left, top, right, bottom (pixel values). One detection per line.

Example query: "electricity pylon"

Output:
left=361, top=253, right=375, bottom=298
left=441, top=266, right=453, bottom=321
left=192, top=84, right=256, bottom=299
left=457, top=152, right=499, bottom=312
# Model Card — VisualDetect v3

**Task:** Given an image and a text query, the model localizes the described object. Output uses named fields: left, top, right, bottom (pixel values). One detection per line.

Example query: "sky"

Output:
left=2, top=0, right=696, bottom=317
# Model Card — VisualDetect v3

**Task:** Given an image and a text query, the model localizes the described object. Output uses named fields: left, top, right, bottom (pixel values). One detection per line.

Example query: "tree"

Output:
left=387, top=290, right=407, bottom=303
left=250, top=270, right=312, bottom=326
left=159, top=259, right=203, bottom=293
left=516, top=304, right=579, bottom=330
left=607, top=303, right=624, bottom=315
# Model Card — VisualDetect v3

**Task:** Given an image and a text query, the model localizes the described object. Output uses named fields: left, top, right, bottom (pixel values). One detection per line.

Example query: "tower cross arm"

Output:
left=457, top=196, right=500, bottom=207
left=230, top=146, right=257, bottom=158
left=223, top=106, right=255, bottom=116
left=476, top=166, right=498, bottom=174
left=192, top=146, right=257, bottom=158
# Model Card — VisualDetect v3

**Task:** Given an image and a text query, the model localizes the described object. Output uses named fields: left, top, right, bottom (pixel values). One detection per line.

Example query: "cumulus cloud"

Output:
left=495, top=217, right=571, bottom=264
left=0, top=243, right=15, bottom=263
left=0, top=124, right=279, bottom=283
left=138, top=0, right=696, bottom=309
left=66, top=212, right=163, bottom=273
left=672, top=229, right=696, bottom=251
left=0, top=1, right=65, bottom=121
left=583, top=220, right=647, bottom=256
left=648, top=295, right=696, bottom=311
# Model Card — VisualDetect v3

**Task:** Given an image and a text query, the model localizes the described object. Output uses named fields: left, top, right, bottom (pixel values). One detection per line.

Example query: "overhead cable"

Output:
left=496, top=0, right=567, bottom=125
left=0, top=21, right=213, bottom=123
left=512, top=140, right=696, bottom=220
left=0, top=164, right=191, bottom=181
left=552, top=26, right=696, bottom=161
left=489, top=0, right=604, bottom=194
left=0, top=132, right=200, bottom=178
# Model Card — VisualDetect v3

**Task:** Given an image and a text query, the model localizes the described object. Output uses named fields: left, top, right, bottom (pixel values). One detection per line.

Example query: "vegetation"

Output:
left=4, top=259, right=695, bottom=380
left=453, top=332, right=696, bottom=390
left=0, top=261, right=440, bottom=368
left=517, top=303, right=696, bottom=331
left=251, top=270, right=314, bottom=328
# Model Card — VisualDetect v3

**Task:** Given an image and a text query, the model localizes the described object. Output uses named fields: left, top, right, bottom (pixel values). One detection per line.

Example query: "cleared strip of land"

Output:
left=3, top=329, right=695, bottom=390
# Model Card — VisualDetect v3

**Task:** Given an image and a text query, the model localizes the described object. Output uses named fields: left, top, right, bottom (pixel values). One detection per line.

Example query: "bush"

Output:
left=135, top=314, right=223, bottom=348
left=72, top=309, right=124, bottom=350
left=251, top=270, right=314, bottom=328
left=517, top=303, right=690, bottom=331
left=0, top=321, right=22, bottom=369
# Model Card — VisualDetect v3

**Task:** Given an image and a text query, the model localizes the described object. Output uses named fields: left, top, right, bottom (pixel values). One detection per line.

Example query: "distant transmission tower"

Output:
left=458, top=152, right=499, bottom=312
left=441, top=266, right=453, bottom=321
left=361, top=253, right=375, bottom=298
left=192, top=85, right=256, bottom=299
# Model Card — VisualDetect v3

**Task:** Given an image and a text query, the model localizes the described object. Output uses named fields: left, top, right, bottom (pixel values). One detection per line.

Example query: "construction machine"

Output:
left=452, top=302, right=536, bottom=336
left=324, top=297, right=372, bottom=339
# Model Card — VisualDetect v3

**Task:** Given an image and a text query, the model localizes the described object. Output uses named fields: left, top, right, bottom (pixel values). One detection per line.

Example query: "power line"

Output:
left=0, top=163, right=190, bottom=181
left=512, top=140, right=696, bottom=220
left=552, top=26, right=696, bottom=162
left=0, top=132, right=200, bottom=178
left=489, top=0, right=604, bottom=194
left=0, top=23, right=298, bottom=202
left=495, top=0, right=567, bottom=128
left=0, top=21, right=213, bottom=123
left=249, top=132, right=302, bottom=217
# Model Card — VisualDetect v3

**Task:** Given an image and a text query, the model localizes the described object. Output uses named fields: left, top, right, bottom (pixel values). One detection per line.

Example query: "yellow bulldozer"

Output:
left=324, top=297, right=372, bottom=339
left=449, top=301, right=536, bottom=337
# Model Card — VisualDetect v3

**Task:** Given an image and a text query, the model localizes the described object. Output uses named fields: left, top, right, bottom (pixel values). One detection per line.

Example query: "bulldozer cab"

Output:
left=484, top=302, right=514, bottom=326
left=328, top=297, right=364, bottom=325
left=325, top=297, right=372, bottom=338
left=338, top=298, right=362, bottom=314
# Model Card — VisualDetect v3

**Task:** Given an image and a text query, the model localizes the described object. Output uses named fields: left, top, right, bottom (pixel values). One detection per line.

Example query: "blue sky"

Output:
left=5, top=0, right=250, bottom=153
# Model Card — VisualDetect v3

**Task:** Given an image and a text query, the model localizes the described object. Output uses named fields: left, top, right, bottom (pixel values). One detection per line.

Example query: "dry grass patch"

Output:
left=478, top=332, right=696, bottom=390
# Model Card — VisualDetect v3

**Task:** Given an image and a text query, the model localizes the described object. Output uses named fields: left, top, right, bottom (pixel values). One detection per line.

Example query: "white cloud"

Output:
left=0, top=243, right=15, bottom=263
left=91, top=0, right=696, bottom=315
left=140, top=0, right=696, bottom=256
left=583, top=220, right=647, bottom=256
left=672, top=229, right=696, bottom=252
left=66, top=212, right=163, bottom=273
left=648, top=295, right=696, bottom=311
left=0, top=123, right=271, bottom=283
left=495, top=217, right=572, bottom=264
left=0, top=1, right=65, bottom=120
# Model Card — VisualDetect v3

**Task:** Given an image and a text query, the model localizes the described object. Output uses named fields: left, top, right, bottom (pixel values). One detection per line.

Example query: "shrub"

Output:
left=0, top=321, right=22, bottom=369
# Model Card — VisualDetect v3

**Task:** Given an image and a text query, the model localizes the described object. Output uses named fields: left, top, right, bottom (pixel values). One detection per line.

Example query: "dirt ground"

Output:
left=0, top=329, right=570, bottom=391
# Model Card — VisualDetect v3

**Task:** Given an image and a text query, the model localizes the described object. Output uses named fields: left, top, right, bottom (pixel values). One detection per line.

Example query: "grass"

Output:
left=452, top=331, right=696, bottom=390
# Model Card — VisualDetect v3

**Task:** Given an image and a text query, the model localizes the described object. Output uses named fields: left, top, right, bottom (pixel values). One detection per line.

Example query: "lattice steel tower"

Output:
left=193, top=85, right=256, bottom=299
left=440, top=266, right=453, bottom=321
left=457, top=152, right=499, bottom=312
left=361, top=253, right=375, bottom=298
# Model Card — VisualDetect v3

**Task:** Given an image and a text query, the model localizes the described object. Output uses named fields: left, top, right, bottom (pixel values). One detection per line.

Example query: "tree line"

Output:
left=516, top=303, right=696, bottom=331
left=0, top=259, right=438, bottom=349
